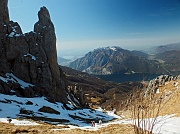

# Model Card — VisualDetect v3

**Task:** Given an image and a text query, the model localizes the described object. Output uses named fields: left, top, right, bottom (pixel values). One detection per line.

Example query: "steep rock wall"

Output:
left=0, top=0, right=67, bottom=103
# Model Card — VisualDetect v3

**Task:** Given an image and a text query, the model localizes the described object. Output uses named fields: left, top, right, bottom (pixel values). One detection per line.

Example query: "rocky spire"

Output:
left=34, top=6, right=59, bottom=83
left=0, top=0, right=9, bottom=23
left=0, top=3, right=68, bottom=103
left=37, top=6, right=51, bottom=25
left=34, top=6, right=67, bottom=102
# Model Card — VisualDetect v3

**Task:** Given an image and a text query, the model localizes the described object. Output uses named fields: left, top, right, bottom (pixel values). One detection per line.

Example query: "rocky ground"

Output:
left=0, top=78, right=179, bottom=134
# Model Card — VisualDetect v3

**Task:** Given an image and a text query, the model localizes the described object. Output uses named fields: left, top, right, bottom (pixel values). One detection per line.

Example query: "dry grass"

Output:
left=156, top=80, right=180, bottom=116
left=0, top=122, right=135, bottom=134
left=121, top=79, right=180, bottom=134
left=0, top=122, right=68, bottom=134
left=53, top=124, right=134, bottom=134
left=122, top=80, right=180, bottom=118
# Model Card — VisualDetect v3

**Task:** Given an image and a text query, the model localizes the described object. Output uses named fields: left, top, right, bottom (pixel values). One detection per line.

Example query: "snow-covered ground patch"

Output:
left=134, top=114, right=180, bottom=134
left=1, top=93, right=180, bottom=133
left=0, top=73, right=34, bottom=89
left=51, top=115, right=180, bottom=134
left=152, top=116, right=180, bottom=134
left=0, top=94, right=116, bottom=127
left=0, top=118, right=39, bottom=126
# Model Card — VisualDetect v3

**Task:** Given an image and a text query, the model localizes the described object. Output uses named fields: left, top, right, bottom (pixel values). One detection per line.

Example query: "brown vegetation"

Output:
left=0, top=122, right=134, bottom=134
left=123, top=79, right=180, bottom=134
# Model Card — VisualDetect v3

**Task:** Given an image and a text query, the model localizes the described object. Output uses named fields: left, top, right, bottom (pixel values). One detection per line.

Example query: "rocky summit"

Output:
left=0, top=0, right=67, bottom=103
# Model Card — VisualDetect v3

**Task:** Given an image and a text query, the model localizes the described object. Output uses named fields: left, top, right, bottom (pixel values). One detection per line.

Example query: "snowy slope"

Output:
left=0, top=118, right=39, bottom=126
left=0, top=93, right=116, bottom=127
left=0, top=73, right=34, bottom=89
left=1, top=93, right=180, bottom=133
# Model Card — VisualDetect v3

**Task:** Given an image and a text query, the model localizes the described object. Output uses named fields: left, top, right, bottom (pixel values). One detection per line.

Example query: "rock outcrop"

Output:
left=0, top=0, right=67, bottom=102
left=146, top=75, right=180, bottom=93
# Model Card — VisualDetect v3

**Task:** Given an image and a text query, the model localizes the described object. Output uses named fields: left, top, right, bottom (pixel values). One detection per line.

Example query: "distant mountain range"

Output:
left=144, top=43, right=180, bottom=54
left=68, top=46, right=167, bottom=75
left=151, top=43, right=180, bottom=75
left=58, top=57, right=71, bottom=66
left=155, top=50, right=180, bottom=74
left=67, top=43, right=180, bottom=75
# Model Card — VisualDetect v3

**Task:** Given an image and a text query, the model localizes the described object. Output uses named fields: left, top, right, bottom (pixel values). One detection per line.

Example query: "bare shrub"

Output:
left=127, top=87, right=172, bottom=134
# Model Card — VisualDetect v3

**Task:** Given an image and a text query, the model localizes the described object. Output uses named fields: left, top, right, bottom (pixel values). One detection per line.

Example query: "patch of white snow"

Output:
left=24, top=53, right=36, bottom=60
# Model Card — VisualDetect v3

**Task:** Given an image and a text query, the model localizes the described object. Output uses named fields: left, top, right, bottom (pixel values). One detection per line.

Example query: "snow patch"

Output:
left=8, top=26, right=21, bottom=37
left=0, top=118, right=39, bottom=126
left=0, top=93, right=180, bottom=133
left=24, top=53, right=36, bottom=60
left=109, top=46, right=117, bottom=51
left=67, top=94, right=80, bottom=107
left=131, top=114, right=180, bottom=134
left=8, top=31, right=15, bottom=37
left=0, top=73, right=34, bottom=89
left=0, top=94, right=116, bottom=127
left=102, top=68, right=111, bottom=74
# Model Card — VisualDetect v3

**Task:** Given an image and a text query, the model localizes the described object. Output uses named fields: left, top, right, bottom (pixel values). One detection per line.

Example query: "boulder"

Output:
left=38, top=106, right=60, bottom=115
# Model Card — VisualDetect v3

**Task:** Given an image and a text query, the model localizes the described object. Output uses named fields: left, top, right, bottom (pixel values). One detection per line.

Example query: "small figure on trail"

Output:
left=99, top=119, right=102, bottom=125
left=91, top=121, right=95, bottom=127
left=7, top=118, right=12, bottom=123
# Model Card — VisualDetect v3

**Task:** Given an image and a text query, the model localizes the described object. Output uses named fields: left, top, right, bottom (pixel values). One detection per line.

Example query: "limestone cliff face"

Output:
left=0, top=0, right=67, bottom=103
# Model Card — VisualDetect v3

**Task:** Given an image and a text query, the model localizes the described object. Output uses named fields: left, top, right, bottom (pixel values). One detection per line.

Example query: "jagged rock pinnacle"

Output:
left=0, top=3, right=68, bottom=103
left=38, top=6, right=51, bottom=25
left=34, top=6, right=67, bottom=102
left=0, top=0, right=9, bottom=23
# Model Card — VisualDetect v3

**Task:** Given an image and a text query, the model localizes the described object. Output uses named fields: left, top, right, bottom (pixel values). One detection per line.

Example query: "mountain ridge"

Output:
left=68, top=46, right=167, bottom=75
left=143, top=42, right=180, bottom=54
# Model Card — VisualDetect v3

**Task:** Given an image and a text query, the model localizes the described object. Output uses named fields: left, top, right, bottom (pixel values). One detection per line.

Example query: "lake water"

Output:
left=95, top=73, right=159, bottom=83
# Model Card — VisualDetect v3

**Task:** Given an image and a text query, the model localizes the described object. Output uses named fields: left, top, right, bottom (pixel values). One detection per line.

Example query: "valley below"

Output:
left=0, top=0, right=180, bottom=133
left=94, top=73, right=159, bottom=83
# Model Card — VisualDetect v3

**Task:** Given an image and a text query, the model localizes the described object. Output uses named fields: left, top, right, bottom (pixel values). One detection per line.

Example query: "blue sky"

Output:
left=8, top=0, right=180, bottom=57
